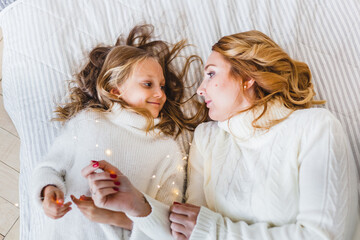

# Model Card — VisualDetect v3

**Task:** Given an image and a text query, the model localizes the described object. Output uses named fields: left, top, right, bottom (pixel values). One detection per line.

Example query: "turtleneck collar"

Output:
left=107, top=103, right=161, bottom=132
left=218, top=98, right=293, bottom=139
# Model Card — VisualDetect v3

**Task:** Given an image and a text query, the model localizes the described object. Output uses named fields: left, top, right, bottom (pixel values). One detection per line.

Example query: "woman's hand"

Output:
left=169, top=203, right=200, bottom=240
left=42, top=185, right=72, bottom=219
left=81, top=160, right=151, bottom=217
left=71, top=195, right=133, bottom=230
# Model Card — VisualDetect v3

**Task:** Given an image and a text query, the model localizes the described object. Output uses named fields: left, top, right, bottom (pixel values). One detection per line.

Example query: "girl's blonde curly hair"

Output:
left=55, top=24, right=207, bottom=137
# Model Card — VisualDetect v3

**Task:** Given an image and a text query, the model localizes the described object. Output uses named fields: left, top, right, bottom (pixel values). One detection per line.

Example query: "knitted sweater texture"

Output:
left=31, top=104, right=185, bottom=240
left=129, top=101, right=358, bottom=240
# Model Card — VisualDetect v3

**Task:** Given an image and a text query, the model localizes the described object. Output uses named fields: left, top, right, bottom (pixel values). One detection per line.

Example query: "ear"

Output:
left=110, top=88, right=120, bottom=96
left=244, top=78, right=256, bottom=89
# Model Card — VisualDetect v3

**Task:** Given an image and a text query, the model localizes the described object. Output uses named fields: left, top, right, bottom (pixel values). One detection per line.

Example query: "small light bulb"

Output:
left=105, top=149, right=112, bottom=156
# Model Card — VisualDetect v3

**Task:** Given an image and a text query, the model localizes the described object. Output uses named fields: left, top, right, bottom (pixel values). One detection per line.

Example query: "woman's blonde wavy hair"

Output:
left=212, top=30, right=324, bottom=129
left=55, top=24, right=207, bottom=137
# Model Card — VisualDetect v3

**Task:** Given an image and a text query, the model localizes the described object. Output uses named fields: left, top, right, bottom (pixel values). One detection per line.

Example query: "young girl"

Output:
left=31, top=25, right=206, bottom=240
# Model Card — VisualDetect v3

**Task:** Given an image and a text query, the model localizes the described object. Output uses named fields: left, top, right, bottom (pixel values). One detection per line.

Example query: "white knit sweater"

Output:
left=186, top=103, right=359, bottom=240
left=31, top=104, right=185, bottom=240
left=129, top=101, right=359, bottom=240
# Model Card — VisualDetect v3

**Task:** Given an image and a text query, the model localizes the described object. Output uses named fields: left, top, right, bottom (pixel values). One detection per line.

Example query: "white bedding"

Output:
left=0, top=0, right=359, bottom=239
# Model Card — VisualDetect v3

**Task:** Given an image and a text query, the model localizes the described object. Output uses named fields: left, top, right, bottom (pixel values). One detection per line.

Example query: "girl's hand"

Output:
left=169, top=203, right=200, bottom=240
left=81, top=160, right=151, bottom=217
left=71, top=195, right=133, bottom=230
left=42, top=185, right=72, bottom=219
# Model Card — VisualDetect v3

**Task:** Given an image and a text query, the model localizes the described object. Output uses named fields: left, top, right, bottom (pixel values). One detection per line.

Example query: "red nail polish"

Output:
left=173, top=202, right=181, bottom=205
left=91, top=160, right=98, bottom=163
left=92, top=162, right=99, bottom=168
left=110, top=174, right=117, bottom=178
left=114, top=181, right=120, bottom=186
left=113, top=187, right=119, bottom=191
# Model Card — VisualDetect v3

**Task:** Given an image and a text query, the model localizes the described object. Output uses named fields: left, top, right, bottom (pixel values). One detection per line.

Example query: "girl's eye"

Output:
left=207, top=71, right=215, bottom=78
left=160, top=85, right=166, bottom=91
left=143, top=82, right=152, bottom=87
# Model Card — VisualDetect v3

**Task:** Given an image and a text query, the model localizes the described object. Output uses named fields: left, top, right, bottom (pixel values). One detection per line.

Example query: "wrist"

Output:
left=40, top=184, right=57, bottom=200
left=131, top=194, right=151, bottom=217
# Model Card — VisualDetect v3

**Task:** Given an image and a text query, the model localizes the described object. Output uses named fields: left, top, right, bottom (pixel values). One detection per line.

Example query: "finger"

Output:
left=171, top=203, right=198, bottom=216
left=88, top=172, right=119, bottom=183
left=82, top=160, right=122, bottom=178
left=169, top=212, right=189, bottom=224
left=170, top=221, right=187, bottom=233
left=91, top=179, right=120, bottom=193
left=53, top=189, right=65, bottom=205
left=80, top=195, right=92, bottom=201
left=93, top=188, right=119, bottom=204
left=171, top=230, right=187, bottom=240
left=71, top=195, right=81, bottom=205
left=81, top=160, right=104, bottom=178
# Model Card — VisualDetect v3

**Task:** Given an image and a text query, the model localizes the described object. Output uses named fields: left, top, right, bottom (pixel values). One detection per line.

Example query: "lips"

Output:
left=205, top=100, right=212, bottom=107
left=147, top=101, right=161, bottom=106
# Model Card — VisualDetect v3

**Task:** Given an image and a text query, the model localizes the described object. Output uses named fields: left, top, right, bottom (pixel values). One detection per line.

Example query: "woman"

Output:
left=83, top=30, right=358, bottom=240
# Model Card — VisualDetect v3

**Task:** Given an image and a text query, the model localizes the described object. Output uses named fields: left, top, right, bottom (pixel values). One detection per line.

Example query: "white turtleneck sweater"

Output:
left=128, top=101, right=359, bottom=240
left=31, top=104, right=185, bottom=240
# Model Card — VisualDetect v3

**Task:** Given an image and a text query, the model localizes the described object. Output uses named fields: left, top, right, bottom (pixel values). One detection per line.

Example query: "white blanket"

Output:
left=0, top=0, right=359, bottom=239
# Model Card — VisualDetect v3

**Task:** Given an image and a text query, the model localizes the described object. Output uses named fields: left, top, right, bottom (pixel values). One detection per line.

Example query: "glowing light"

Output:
left=56, top=199, right=63, bottom=205
left=152, top=175, right=156, bottom=179
left=95, top=120, right=99, bottom=123
left=110, top=170, right=116, bottom=175
left=173, top=189, right=179, bottom=196
left=105, top=149, right=112, bottom=156
left=182, top=156, right=187, bottom=160
left=172, top=181, right=175, bottom=185
left=73, top=136, right=77, bottom=140
left=189, top=142, right=192, bottom=146
left=166, top=155, right=170, bottom=158
left=95, top=144, right=99, bottom=147
left=177, top=166, right=184, bottom=171
left=157, top=185, right=161, bottom=189
left=14, top=203, right=19, bottom=207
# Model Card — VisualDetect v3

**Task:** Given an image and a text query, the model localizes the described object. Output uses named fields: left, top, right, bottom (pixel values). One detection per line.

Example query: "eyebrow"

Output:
left=204, top=64, right=216, bottom=71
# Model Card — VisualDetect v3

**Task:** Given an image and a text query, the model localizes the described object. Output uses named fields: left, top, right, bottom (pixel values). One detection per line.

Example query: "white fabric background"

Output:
left=0, top=0, right=359, bottom=239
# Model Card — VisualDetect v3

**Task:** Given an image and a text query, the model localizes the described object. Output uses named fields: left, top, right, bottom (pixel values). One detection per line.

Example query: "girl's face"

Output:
left=117, top=58, right=166, bottom=118
left=197, top=51, right=253, bottom=121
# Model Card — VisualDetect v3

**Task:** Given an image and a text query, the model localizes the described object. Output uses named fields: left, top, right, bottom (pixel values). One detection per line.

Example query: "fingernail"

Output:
left=173, top=202, right=181, bottom=205
left=114, top=181, right=120, bottom=186
left=92, top=162, right=99, bottom=168
left=113, top=187, right=119, bottom=191
left=110, top=174, right=117, bottom=178
left=91, top=160, right=98, bottom=163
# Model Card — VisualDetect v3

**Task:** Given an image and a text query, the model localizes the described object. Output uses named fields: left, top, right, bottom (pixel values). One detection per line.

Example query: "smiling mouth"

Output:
left=147, top=101, right=161, bottom=105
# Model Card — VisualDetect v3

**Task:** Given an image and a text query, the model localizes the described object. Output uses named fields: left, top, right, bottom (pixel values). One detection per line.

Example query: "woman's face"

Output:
left=197, top=51, right=252, bottom=121
left=117, top=58, right=166, bottom=118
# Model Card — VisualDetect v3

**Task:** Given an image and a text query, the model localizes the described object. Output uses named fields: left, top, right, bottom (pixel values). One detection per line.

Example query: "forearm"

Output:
left=107, top=211, right=133, bottom=230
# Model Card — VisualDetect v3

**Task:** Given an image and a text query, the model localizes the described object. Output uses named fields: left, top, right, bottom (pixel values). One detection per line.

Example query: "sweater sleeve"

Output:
left=128, top=142, right=185, bottom=240
left=189, top=110, right=359, bottom=240
left=185, top=140, right=207, bottom=207
left=31, top=122, right=76, bottom=208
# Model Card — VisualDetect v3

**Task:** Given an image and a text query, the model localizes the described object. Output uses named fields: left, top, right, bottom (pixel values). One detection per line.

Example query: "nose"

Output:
left=197, top=80, right=206, bottom=96
left=153, top=87, right=164, bottom=98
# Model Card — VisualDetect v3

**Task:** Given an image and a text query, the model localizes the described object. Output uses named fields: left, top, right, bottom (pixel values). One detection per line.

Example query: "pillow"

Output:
left=0, top=0, right=359, bottom=238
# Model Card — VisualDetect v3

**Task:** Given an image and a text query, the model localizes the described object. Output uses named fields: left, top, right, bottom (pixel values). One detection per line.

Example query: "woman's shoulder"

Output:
left=193, top=121, right=222, bottom=148
left=290, top=107, right=343, bottom=132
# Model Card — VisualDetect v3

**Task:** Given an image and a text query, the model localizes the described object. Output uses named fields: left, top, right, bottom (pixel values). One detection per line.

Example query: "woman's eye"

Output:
left=207, top=71, right=215, bottom=78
